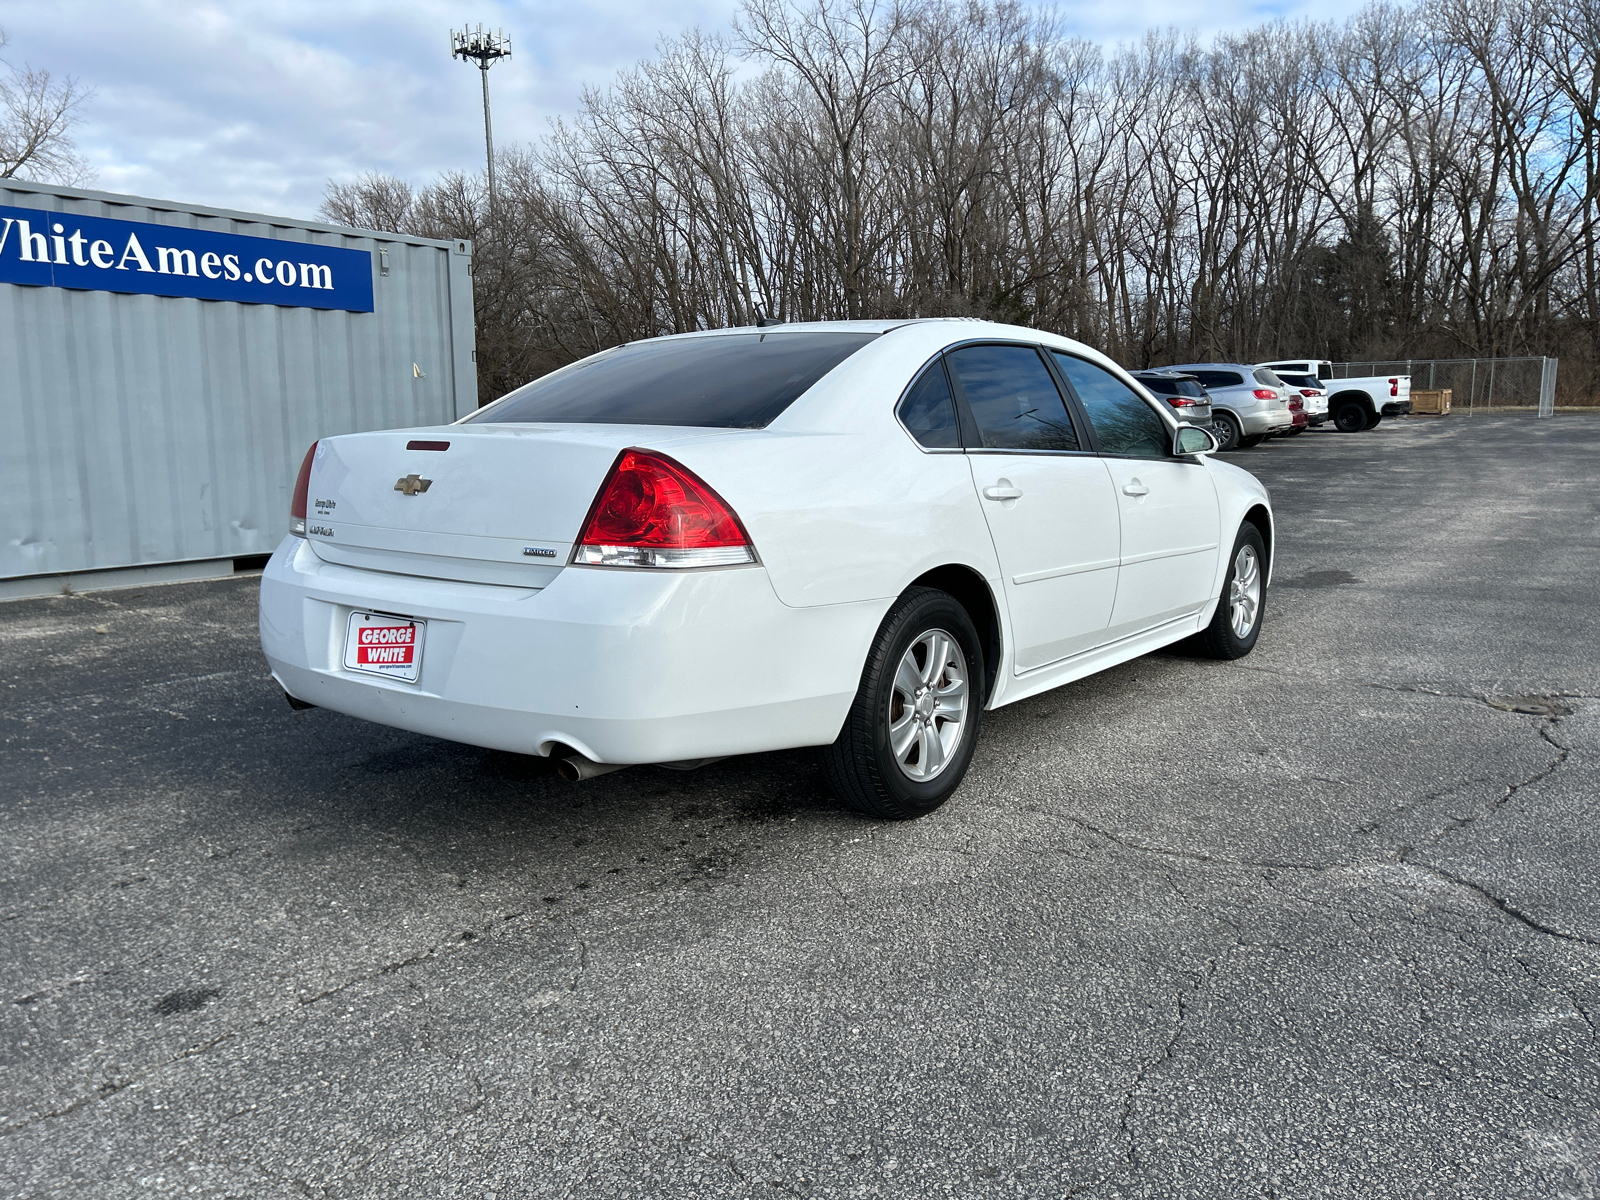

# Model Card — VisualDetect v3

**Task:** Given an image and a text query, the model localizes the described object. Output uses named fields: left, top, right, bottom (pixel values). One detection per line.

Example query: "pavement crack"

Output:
left=1399, top=858, right=1600, bottom=950
left=1, top=925, right=503, bottom=1136
left=1118, top=955, right=1222, bottom=1170
left=1422, top=716, right=1571, bottom=848
left=1061, top=815, right=1327, bottom=872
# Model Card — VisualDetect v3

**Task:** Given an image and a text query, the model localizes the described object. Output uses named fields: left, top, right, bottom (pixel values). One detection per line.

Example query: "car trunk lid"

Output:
left=301, top=424, right=704, bottom=587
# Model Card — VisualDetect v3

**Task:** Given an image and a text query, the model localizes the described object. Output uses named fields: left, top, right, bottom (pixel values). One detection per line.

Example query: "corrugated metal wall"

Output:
left=1, top=179, right=476, bottom=581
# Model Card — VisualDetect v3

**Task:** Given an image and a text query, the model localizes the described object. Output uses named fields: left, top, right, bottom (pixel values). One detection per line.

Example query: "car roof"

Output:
left=623, top=318, right=984, bottom=344
left=1164, top=363, right=1259, bottom=373
left=1132, top=370, right=1199, bottom=379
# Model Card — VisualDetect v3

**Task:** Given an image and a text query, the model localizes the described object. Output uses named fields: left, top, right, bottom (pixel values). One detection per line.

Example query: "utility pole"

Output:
left=450, top=25, right=512, bottom=227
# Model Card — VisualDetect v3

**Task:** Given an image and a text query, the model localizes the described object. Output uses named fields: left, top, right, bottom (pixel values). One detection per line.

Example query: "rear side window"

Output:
left=468, top=332, right=879, bottom=429
left=897, top=361, right=962, bottom=448
left=1254, top=368, right=1285, bottom=387
left=1053, top=353, right=1170, bottom=458
left=947, top=345, right=1080, bottom=452
left=1189, top=370, right=1244, bottom=389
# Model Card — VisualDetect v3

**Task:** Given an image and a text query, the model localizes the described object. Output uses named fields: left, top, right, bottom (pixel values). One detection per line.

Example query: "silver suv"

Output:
left=1164, top=364, right=1293, bottom=450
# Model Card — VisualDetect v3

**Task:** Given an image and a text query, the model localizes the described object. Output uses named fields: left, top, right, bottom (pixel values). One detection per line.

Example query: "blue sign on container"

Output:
left=0, top=202, right=375, bottom=312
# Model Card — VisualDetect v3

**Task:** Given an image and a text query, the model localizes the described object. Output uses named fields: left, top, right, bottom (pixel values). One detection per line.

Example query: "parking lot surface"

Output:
left=3, top=415, right=1598, bottom=1198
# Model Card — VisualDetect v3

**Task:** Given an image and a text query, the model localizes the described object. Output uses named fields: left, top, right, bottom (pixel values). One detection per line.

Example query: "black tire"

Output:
left=1212, top=412, right=1243, bottom=451
left=1333, top=400, right=1369, bottom=432
left=1195, top=524, right=1266, bottom=660
left=1239, top=434, right=1266, bottom=448
left=822, top=587, right=985, bottom=820
left=1364, top=411, right=1383, bottom=429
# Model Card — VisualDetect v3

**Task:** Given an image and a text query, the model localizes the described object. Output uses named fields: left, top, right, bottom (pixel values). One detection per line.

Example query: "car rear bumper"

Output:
left=1240, top=409, right=1293, bottom=435
left=1383, top=400, right=1413, bottom=416
left=259, top=537, right=878, bottom=763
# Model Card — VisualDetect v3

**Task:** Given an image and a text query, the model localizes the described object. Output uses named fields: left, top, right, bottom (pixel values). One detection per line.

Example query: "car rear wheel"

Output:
left=1333, top=400, right=1368, bottom=432
left=1195, top=524, right=1266, bottom=660
left=822, top=587, right=984, bottom=820
left=1212, top=412, right=1243, bottom=451
left=1364, top=411, right=1383, bottom=429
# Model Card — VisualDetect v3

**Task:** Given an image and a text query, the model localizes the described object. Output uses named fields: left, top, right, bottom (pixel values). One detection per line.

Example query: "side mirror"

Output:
left=1174, top=425, right=1219, bottom=457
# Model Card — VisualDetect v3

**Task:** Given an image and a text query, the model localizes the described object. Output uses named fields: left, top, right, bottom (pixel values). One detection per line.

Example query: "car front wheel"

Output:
left=1195, top=524, right=1266, bottom=659
left=822, top=587, right=984, bottom=819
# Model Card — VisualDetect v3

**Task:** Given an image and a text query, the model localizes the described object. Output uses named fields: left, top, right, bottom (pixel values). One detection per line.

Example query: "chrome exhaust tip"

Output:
left=555, top=754, right=628, bottom=782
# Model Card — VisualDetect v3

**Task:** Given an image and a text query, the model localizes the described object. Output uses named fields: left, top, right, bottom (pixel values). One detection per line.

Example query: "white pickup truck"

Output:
left=1260, top=359, right=1412, bottom=432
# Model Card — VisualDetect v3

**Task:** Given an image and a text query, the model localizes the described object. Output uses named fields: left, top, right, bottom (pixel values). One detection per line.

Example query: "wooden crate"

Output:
left=1411, top=388, right=1452, bottom=415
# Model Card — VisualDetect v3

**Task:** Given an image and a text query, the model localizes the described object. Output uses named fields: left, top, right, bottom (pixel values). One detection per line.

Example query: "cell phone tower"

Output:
left=450, top=25, right=512, bottom=226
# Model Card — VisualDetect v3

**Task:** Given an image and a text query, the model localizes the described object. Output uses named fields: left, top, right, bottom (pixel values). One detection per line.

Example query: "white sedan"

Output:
left=260, top=320, right=1272, bottom=818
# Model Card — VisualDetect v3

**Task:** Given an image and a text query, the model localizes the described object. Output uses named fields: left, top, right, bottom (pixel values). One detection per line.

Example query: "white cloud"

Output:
left=0, top=0, right=1366, bottom=221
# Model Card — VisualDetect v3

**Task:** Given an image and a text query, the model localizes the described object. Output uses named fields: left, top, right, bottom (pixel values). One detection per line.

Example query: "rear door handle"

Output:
left=982, top=485, right=1024, bottom=501
left=1122, top=481, right=1149, bottom=497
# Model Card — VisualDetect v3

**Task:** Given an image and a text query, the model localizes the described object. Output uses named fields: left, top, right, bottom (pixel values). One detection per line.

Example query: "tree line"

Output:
left=320, top=0, right=1600, bottom=404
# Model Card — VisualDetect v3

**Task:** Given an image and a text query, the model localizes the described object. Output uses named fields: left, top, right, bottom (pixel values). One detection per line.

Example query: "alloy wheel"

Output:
left=1230, top=545, right=1261, bottom=639
left=887, top=629, right=969, bottom=782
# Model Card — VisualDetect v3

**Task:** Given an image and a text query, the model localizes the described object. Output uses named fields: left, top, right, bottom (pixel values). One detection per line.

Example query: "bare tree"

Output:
left=323, top=0, right=1600, bottom=404
left=0, top=30, right=93, bottom=184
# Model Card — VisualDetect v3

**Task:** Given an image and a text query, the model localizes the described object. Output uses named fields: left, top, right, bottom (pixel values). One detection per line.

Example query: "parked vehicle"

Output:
left=1270, top=370, right=1330, bottom=427
left=1259, top=359, right=1411, bottom=431
left=1276, top=394, right=1308, bottom=437
left=261, top=320, right=1274, bottom=819
left=1131, top=370, right=1214, bottom=427
left=1163, top=364, right=1294, bottom=450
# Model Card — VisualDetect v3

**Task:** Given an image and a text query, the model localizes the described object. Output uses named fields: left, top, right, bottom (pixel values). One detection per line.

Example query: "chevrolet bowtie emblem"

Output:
left=394, top=474, right=432, bottom=496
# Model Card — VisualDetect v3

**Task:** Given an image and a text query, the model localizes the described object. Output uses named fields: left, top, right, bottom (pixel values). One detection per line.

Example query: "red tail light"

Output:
left=574, top=449, right=754, bottom=568
left=1166, top=396, right=1200, bottom=407
left=1253, top=388, right=1278, bottom=400
left=1300, top=389, right=1320, bottom=397
left=1389, top=377, right=1399, bottom=396
left=289, top=441, right=318, bottom=536
left=1288, top=397, right=1304, bottom=412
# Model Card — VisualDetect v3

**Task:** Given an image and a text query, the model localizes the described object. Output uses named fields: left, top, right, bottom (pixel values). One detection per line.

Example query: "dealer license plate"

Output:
left=343, top=611, right=426, bottom=683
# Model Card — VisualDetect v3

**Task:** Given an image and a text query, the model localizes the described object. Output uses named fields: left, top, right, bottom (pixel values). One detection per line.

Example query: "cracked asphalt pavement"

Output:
left=3, top=414, right=1598, bottom=1198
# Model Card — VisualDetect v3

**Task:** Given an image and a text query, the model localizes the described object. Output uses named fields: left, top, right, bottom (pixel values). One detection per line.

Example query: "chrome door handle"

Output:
left=1122, top=481, right=1150, bottom=497
left=982, top=485, right=1024, bottom=501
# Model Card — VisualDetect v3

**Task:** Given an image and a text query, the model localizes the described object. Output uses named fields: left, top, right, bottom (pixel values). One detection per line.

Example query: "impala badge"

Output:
left=394, top=474, right=432, bottom=496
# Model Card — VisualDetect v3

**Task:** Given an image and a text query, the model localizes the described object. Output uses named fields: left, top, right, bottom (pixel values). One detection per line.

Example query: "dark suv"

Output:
left=1131, top=371, right=1214, bottom=428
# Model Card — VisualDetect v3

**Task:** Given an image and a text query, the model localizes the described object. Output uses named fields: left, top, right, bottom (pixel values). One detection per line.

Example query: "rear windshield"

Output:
left=1141, top=377, right=1207, bottom=399
left=1189, top=370, right=1243, bottom=389
left=1276, top=373, right=1320, bottom=388
left=467, top=332, right=879, bottom=429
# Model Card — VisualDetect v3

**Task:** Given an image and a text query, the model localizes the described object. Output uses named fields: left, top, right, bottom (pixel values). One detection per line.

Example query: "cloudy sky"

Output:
left=1, top=0, right=1363, bottom=222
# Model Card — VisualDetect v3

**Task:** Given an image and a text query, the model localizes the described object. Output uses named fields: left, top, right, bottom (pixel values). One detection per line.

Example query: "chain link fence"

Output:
left=1329, top=357, right=1558, bottom=417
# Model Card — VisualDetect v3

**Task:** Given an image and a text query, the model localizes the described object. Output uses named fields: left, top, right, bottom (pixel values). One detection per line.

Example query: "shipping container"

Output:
left=1, top=178, right=476, bottom=598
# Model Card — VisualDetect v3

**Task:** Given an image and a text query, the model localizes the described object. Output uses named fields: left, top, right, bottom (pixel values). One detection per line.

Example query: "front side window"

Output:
left=896, top=361, right=962, bottom=448
left=946, top=344, right=1080, bottom=452
left=1052, top=352, right=1171, bottom=458
left=468, top=331, right=879, bottom=429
